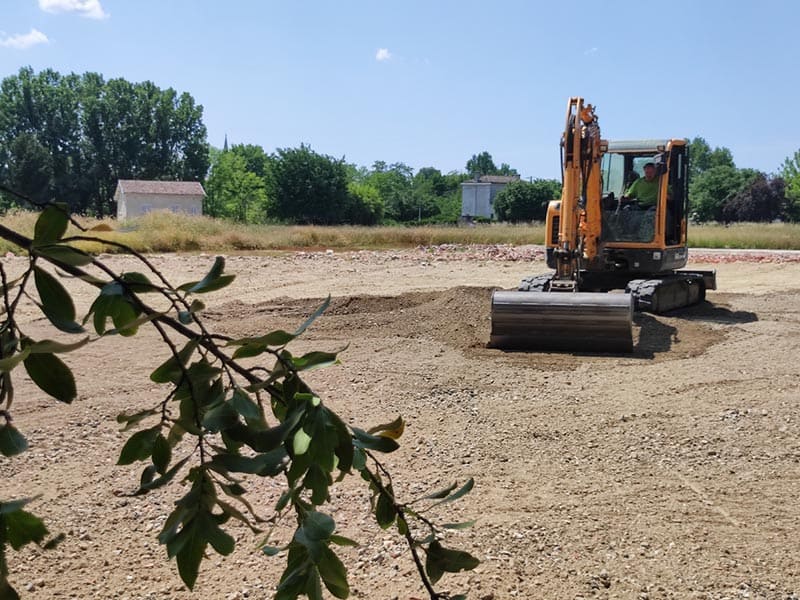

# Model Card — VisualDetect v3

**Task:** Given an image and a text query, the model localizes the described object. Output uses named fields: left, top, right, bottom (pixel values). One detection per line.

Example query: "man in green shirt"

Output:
left=622, top=162, right=659, bottom=209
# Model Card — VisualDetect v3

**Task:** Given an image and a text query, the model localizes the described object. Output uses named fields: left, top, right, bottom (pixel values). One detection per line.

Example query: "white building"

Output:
left=460, top=175, right=519, bottom=220
left=114, top=180, right=205, bottom=220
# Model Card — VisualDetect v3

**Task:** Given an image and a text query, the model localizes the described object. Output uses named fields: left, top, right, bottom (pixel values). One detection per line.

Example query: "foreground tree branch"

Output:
left=0, top=200, right=478, bottom=599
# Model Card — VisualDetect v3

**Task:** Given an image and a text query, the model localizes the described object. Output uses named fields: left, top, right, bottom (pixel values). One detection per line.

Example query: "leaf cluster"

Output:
left=0, top=203, right=479, bottom=598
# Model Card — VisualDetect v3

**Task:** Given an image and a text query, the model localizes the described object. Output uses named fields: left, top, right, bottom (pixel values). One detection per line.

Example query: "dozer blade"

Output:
left=489, top=291, right=633, bottom=352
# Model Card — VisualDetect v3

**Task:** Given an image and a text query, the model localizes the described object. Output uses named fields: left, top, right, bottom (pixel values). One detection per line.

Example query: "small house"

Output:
left=114, top=180, right=205, bottom=220
left=460, top=175, right=519, bottom=220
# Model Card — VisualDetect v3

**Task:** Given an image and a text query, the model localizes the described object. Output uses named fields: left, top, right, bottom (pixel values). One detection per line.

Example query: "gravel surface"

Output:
left=2, top=247, right=800, bottom=599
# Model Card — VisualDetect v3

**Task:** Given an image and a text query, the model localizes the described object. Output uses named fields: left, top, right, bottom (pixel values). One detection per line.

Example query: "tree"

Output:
left=688, top=166, right=759, bottom=222
left=494, top=179, right=561, bottom=222
left=270, top=145, right=351, bottom=224
left=364, top=162, right=414, bottom=222
left=346, top=182, right=384, bottom=225
left=0, top=68, right=209, bottom=217
left=721, top=174, right=787, bottom=223
left=780, top=149, right=800, bottom=221
left=0, top=196, right=479, bottom=598
left=230, top=143, right=274, bottom=181
left=205, top=152, right=269, bottom=222
left=687, top=136, right=735, bottom=182
left=3, top=133, right=54, bottom=206
left=465, top=151, right=497, bottom=178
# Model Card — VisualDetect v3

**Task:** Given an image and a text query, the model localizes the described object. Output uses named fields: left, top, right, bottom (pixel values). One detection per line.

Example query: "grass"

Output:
left=687, top=222, right=800, bottom=250
left=1, top=210, right=798, bottom=255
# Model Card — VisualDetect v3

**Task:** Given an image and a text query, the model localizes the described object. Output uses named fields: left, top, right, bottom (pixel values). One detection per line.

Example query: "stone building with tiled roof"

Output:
left=114, top=180, right=205, bottom=220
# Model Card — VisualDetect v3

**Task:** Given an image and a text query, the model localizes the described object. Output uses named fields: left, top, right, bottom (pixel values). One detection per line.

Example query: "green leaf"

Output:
left=202, top=400, right=240, bottom=433
left=178, top=299, right=206, bottom=324
left=351, top=427, right=399, bottom=453
left=424, top=540, right=480, bottom=584
left=152, top=433, right=171, bottom=474
left=375, top=489, right=396, bottom=529
left=175, top=520, right=206, bottom=590
left=139, top=464, right=158, bottom=488
left=230, top=388, right=261, bottom=420
left=33, top=266, right=82, bottom=333
left=199, top=511, right=235, bottom=555
left=27, top=337, right=90, bottom=354
left=442, top=520, right=478, bottom=530
left=301, top=512, right=336, bottom=542
left=35, top=244, right=93, bottom=266
left=294, top=296, right=331, bottom=336
left=293, top=428, right=312, bottom=455
left=430, top=478, right=475, bottom=507
left=0, top=348, right=30, bottom=372
left=33, top=204, right=68, bottom=245
left=291, top=350, right=339, bottom=372
left=116, top=407, right=159, bottom=431
left=150, top=339, right=198, bottom=383
left=88, top=288, right=141, bottom=336
left=210, top=448, right=287, bottom=476
left=23, top=352, right=77, bottom=403
left=0, top=498, right=34, bottom=515
left=178, top=256, right=235, bottom=294
left=0, top=580, right=21, bottom=600
left=317, top=545, right=349, bottom=599
left=135, top=456, right=190, bottom=495
left=0, top=424, right=28, bottom=457
left=5, top=508, right=49, bottom=550
left=303, top=465, right=331, bottom=505
left=119, top=271, right=158, bottom=293
left=117, top=426, right=161, bottom=465
left=422, top=482, right=458, bottom=501
left=329, top=534, right=358, bottom=548
left=262, top=545, right=285, bottom=557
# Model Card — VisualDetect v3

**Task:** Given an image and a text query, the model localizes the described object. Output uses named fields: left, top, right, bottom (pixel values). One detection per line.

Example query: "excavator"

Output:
left=489, top=97, right=716, bottom=352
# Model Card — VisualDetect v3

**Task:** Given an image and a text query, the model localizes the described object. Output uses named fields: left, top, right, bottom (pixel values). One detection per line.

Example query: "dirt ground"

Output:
left=3, top=247, right=800, bottom=600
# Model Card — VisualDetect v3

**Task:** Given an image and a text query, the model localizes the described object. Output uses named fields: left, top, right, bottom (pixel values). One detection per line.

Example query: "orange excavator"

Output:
left=489, top=97, right=716, bottom=352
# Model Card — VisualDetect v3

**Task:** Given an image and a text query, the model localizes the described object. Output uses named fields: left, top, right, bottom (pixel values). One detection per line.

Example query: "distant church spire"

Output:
left=223, top=134, right=229, bottom=152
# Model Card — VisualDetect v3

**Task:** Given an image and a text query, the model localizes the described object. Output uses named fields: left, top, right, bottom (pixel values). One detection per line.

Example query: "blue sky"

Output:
left=1, top=0, right=799, bottom=179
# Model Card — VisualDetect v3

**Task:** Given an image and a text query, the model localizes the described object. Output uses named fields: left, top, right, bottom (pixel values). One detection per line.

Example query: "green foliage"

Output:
left=466, top=151, right=498, bottom=178
left=494, top=179, right=561, bottom=222
left=721, top=174, right=789, bottom=223
left=345, top=182, right=384, bottom=225
left=0, top=67, right=209, bottom=216
left=205, top=152, right=269, bottom=222
left=780, top=149, right=800, bottom=221
left=687, top=136, right=735, bottom=182
left=363, top=161, right=415, bottom=222
left=688, top=165, right=759, bottom=222
left=270, top=145, right=352, bottom=224
left=0, top=204, right=479, bottom=598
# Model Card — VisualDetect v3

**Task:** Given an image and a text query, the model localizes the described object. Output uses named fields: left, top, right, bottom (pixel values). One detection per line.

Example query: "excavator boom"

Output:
left=489, top=97, right=634, bottom=353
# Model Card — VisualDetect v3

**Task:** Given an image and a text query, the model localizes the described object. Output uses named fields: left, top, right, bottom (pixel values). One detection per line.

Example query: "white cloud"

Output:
left=375, top=48, right=392, bottom=62
left=0, top=28, right=49, bottom=49
left=584, top=47, right=598, bottom=55
left=39, top=0, right=108, bottom=19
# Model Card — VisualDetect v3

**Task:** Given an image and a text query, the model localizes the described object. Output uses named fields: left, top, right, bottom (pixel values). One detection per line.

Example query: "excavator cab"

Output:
left=489, top=98, right=715, bottom=353
left=598, top=141, right=687, bottom=247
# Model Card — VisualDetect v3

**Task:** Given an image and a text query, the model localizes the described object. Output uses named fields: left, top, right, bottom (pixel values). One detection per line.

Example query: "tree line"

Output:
left=1, top=67, right=799, bottom=224
left=0, top=67, right=208, bottom=216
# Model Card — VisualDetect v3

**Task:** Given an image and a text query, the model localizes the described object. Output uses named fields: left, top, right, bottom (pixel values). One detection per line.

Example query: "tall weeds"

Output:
left=1, top=210, right=798, bottom=254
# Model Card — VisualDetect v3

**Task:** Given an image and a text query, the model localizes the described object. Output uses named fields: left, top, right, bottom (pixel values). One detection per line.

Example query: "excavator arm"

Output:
left=489, top=97, right=634, bottom=352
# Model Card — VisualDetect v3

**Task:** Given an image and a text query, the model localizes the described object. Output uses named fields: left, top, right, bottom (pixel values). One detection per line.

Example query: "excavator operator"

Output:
left=622, top=162, right=658, bottom=209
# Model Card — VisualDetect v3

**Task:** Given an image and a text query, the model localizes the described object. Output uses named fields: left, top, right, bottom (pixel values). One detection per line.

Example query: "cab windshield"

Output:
left=600, top=152, right=657, bottom=243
